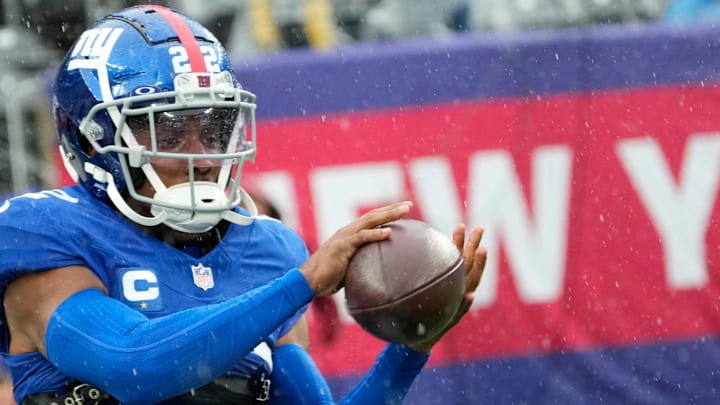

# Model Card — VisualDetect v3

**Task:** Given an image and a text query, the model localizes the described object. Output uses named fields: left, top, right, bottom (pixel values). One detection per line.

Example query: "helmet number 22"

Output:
left=169, top=45, right=221, bottom=73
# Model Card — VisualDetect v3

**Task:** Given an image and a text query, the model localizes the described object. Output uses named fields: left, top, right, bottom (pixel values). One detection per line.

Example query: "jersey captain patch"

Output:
left=118, top=268, right=163, bottom=312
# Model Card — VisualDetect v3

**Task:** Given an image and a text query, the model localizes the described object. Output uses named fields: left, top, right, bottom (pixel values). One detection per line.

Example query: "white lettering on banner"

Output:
left=311, top=162, right=406, bottom=324
left=258, top=138, right=717, bottom=315
left=407, top=156, right=463, bottom=236
left=311, top=161, right=406, bottom=241
left=308, top=148, right=572, bottom=321
left=467, top=146, right=573, bottom=306
left=617, top=134, right=720, bottom=289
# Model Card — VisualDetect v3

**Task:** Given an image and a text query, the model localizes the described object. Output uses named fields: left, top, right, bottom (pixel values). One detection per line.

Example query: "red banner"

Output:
left=240, top=84, right=720, bottom=375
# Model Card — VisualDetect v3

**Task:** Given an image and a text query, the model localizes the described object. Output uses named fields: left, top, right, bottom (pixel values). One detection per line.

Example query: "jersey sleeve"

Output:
left=0, top=188, right=94, bottom=352
left=0, top=189, right=92, bottom=287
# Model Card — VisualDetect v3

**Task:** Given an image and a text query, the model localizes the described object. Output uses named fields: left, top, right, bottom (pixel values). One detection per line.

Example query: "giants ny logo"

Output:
left=67, top=27, right=124, bottom=70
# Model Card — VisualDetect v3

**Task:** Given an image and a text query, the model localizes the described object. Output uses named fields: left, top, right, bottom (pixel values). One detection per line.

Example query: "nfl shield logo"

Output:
left=191, top=263, right=214, bottom=291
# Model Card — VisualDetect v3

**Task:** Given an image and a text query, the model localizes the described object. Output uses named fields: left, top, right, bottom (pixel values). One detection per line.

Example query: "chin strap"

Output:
left=150, top=182, right=258, bottom=233
left=83, top=161, right=257, bottom=233
left=84, top=161, right=167, bottom=227
left=61, top=144, right=165, bottom=228
left=222, top=186, right=258, bottom=226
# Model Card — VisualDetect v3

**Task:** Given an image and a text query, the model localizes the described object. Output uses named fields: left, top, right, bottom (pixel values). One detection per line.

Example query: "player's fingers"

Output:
left=345, top=201, right=413, bottom=234
left=466, top=245, right=487, bottom=292
left=462, top=226, right=484, bottom=275
left=347, top=226, right=392, bottom=248
left=452, top=223, right=466, bottom=252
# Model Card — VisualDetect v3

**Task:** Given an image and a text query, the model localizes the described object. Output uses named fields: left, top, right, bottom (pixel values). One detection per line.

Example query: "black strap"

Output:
left=171, top=371, right=270, bottom=404
left=22, top=383, right=113, bottom=405
left=23, top=372, right=270, bottom=405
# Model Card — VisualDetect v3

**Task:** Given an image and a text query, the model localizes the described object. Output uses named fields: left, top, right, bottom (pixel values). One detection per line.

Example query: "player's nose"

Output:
left=192, top=165, right=215, bottom=182
left=183, top=135, right=221, bottom=167
left=175, top=137, right=219, bottom=183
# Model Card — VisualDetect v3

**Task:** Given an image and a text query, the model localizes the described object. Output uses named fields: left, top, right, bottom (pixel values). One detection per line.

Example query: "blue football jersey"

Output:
left=0, top=185, right=310, bottom=399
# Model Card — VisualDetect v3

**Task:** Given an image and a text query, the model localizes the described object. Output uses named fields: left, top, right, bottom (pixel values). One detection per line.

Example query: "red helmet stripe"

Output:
left=144, top=5, right=206, bottom=72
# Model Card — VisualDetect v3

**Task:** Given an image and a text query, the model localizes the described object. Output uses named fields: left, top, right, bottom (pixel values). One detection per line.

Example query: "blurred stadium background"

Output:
left=0, top=0, right=672, bottom=196
left=3, top=0, right=720, bottom=404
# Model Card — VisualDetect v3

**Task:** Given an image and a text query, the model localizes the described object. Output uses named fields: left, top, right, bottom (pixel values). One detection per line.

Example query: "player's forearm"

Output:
left=45, top=268, right=313, bottom=405
left=338, top=343, right=429, bottom=405
left=270, top=343, right=334, bottom=404
left=269, top=342, right=428, bottom=405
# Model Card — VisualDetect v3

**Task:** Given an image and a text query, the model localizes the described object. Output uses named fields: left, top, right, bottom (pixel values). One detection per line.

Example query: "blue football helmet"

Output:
left=54, top=5, right=257, bottom=233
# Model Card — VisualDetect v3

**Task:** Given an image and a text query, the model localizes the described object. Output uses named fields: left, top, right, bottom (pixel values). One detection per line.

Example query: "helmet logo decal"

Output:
left=191, top=263, right=215, bottom=291
left=198, top=75, right=211, bottom=87
left=67, top=27, right=124, bottom=70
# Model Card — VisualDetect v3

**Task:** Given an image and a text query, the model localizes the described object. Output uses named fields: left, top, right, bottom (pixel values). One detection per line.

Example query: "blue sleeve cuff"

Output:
left=284, top=268, right=315, bottom=305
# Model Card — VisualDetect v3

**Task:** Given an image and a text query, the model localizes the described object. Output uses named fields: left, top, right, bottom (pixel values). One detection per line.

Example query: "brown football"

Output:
left=344, top=219, right=466, bottom=345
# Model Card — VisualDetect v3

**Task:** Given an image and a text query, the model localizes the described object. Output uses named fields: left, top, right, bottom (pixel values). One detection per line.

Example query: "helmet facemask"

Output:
left=76, top=71, right=258, bottom=233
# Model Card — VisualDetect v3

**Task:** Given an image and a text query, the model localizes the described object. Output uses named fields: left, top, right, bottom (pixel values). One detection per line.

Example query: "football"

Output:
left=344, top=219, right=466, bottom=345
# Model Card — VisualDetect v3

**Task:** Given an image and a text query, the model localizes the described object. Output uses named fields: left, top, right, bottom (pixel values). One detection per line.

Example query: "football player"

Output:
left=0, top=5, right=486, bottom=404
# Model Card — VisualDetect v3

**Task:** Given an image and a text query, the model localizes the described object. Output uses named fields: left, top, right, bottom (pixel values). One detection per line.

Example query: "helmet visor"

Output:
left=127, top=107, right=246, bottom=164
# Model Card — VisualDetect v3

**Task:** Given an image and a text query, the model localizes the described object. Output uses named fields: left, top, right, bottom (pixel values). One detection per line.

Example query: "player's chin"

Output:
left=158, top=223, right=212, bottom=243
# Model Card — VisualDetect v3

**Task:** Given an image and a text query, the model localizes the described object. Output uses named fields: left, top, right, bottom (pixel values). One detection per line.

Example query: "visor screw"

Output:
left=84, top=121, right=104, bottom=140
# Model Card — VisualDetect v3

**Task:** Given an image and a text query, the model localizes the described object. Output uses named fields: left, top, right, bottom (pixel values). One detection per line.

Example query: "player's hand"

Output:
left=407, top=224, right=487, bottom=354
left=300, top=201, right=413, bottom=296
